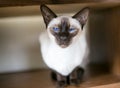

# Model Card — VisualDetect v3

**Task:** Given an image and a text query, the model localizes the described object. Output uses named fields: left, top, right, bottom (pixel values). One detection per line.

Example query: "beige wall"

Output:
left=0, top=16, right=47, bottom=73
left=0, top=6, right=47, bottom=73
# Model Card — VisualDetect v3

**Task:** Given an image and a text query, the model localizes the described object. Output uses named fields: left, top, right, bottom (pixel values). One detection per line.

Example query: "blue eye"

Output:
left=53, top=27, right=59, bottom=32
left=69, top=28, right=75, bottom=33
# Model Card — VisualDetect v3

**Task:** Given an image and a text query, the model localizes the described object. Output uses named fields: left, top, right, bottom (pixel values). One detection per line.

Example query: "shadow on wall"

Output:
left=87, top=7, right=120, bottom=75
left=88, top=9, right=109, bottom=64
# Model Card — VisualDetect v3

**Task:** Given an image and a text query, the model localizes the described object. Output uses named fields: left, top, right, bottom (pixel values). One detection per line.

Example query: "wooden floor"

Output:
left=0, top=69, right=120, bottom=88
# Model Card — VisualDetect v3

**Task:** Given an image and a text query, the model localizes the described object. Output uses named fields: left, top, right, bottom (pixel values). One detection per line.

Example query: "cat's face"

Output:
left=40, top=5, right=89, bottom=48
left=47, top=16, right=81, bottom=48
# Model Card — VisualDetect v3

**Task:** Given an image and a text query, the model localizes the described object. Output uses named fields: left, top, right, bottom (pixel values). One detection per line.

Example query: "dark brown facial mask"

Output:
left=50, top=17, right=79, bottom=48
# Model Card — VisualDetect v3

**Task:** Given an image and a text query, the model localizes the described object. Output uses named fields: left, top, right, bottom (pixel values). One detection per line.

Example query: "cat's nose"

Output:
left=60, top=36, right=67, bottom=40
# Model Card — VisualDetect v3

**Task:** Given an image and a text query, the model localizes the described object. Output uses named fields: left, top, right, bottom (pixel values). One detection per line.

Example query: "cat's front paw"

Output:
left=70, top=79, right=80, bottom=85
left=57, top=80, right=67, bottom=88
left=69, top=67, right=84, bottom=85
left=51, top=71, right=68, bottom=88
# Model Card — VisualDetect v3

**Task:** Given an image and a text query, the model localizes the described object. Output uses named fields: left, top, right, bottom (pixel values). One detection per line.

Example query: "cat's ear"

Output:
left=40, top=4, right=57, bottom=27
left=72, top=7, right=89, bottom=29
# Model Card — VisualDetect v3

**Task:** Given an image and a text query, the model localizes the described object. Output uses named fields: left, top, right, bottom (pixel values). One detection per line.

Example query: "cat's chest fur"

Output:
left=39, top=30, right=87, bottom=76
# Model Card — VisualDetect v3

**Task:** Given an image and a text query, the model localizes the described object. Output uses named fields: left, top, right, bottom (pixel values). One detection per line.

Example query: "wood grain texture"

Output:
left=0, top=0, right=120, bottom=7
left=0, top=70, right=120, bottom=88
left=91, top=83, right=120, bottom=88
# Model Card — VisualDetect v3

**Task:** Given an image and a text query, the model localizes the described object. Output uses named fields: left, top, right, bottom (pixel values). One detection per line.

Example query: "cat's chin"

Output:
left=59, top=44, right=69, bottom=48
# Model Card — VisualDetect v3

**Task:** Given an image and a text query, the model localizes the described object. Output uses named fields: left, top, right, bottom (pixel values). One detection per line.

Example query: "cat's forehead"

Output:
left=47, top=16, right=81, bottom=29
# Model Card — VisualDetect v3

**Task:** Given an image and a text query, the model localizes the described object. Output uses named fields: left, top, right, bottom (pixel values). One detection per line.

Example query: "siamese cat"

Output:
left=39, top=4, right=89, bottom=87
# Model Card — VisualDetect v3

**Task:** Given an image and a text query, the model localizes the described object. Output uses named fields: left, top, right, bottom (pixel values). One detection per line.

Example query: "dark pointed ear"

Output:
left=72, top=7, right=89, bottom=29
left=40, top=4, right=57, bottom=27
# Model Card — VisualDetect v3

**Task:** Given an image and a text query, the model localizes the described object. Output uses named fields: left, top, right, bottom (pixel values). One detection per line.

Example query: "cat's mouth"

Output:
left=60, top=44, right=69, bottom=48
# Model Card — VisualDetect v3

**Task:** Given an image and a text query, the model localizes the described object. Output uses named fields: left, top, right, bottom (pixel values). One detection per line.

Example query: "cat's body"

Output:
left=39, top=5, right=89, bottom=87
left=39, top=16, right=88, bottom=76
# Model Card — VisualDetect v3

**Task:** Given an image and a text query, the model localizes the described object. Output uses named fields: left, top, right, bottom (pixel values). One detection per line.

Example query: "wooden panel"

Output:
left=91, top=83, right=120, bottom=88
left=0, top=0, right=120, bottom=7
left=0, top=70, right=120, bottom=88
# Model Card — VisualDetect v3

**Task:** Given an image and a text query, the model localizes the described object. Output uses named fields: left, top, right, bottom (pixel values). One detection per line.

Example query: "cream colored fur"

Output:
left=39, top=16, right=88, bottom=76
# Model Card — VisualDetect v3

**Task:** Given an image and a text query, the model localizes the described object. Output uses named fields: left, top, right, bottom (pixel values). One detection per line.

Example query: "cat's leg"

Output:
left=56, top=73, right=68, bottom=88
left=51, top=71, right=68, bottom=88
left=69, top=67, right=84, bottom=85
left=51, top=71, right=57, bottom=81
